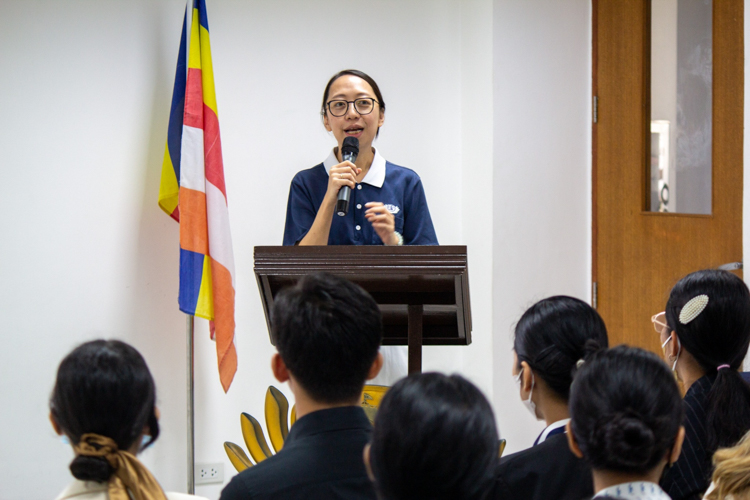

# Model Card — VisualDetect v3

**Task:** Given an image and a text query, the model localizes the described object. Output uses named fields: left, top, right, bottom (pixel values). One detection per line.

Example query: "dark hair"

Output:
left=272, top=272, right=383, bottom=403
left=665, top=269, right=750, bottom=452
left=320, top=69, right=386, bottom=136
left=369, top=373, right=499, bottom=500
left=514, top=296, right=608, bottom=400
left=570, top=345, right=683, bottom=474
left=50, top=340, right=159, bottom=482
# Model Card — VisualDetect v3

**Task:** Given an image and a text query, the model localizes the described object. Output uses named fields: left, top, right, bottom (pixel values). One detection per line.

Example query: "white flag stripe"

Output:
left=206, top=180, right=236, bottom=287
left=180, top=125, right=206, bottom=192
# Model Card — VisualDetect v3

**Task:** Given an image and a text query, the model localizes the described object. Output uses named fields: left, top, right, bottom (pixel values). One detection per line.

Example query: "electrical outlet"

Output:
left=195, top=462, right=224, bottom=485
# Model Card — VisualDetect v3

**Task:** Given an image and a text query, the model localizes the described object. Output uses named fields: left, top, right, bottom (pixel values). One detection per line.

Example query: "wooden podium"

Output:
left=254, top=246, right=472, bottom=373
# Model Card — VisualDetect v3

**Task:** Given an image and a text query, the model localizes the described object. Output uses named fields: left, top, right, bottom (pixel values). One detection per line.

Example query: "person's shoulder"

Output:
left=291, top=163, right=327, bottom=184
left=220, top=450, right=299, bottom=499
left=495, top=434, right=592, bottom=500
left=503, top=432, right=571, bottom=459
left=385, top=161, right=421, bottom=179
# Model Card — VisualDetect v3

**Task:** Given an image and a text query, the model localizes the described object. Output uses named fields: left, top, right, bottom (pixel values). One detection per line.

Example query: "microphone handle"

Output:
left=336, top=151, right=358, bottom=216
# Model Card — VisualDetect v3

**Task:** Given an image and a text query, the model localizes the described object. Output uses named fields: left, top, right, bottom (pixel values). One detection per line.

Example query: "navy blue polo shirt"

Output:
left=283, top=148, right=438, bottom=246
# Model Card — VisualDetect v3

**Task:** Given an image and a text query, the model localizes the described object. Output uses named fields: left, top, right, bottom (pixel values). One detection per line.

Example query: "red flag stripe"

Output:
left=183, top=68, right=204, bottom=129
left=203, top=104, right=226, bottom=198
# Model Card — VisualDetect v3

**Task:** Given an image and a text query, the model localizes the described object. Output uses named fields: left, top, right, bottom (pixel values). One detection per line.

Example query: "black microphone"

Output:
left=336, top=137, right=359, bottom=216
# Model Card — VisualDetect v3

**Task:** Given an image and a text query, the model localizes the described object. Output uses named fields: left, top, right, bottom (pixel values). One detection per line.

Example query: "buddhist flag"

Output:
left=159, top=0, right=237, bottom=392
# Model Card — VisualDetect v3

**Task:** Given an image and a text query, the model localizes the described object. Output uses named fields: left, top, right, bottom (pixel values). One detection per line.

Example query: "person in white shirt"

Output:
left=566, top=346, right=685, bottom=500
left=50, top=339, right=208, bottom=500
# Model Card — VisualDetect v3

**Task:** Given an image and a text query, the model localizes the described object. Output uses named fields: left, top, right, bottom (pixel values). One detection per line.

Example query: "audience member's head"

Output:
left=366, top=373, right=499, bottom=500
left=568, top=346, right=684, bottom=486
left=49, top=339, right=159, bottom=483
left=706, top=430, right=750, bottom=500
left=662, top=269, right=750, bottom=453
left=271, top=272, right=383, bottom=405
left=513, top=296, right=608, bottom=421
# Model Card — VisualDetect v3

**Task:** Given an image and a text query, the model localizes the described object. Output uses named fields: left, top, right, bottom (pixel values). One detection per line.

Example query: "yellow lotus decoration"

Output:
left=225, top=385, right=389, bottom=472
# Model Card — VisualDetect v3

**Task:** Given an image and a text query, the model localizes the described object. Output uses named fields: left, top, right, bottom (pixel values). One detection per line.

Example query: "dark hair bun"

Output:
left=582, top=338, right=603, bottom=359
left=69, top=455, right=114, bottom=482
left=595, top=413, right=657, bottom=469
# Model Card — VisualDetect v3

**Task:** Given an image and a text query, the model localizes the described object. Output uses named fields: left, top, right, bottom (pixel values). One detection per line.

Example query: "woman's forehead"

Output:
left=327, top=75, right=375, bottom=99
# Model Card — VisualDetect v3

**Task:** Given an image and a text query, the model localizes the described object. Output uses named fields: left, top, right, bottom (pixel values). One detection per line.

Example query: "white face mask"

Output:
left=514, top=367, right=541, bottom=421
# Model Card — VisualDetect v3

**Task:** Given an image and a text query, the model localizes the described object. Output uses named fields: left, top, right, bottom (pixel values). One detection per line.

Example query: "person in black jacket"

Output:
left=220, top=273, right=384, bottom=500
left=494, top=296, right=608, bottom=500
left=654, top=269, right=750, bottom=500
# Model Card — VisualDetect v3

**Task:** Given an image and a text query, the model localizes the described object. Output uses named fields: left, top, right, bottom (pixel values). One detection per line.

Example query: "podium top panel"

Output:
left=254, top=245, right=468, bottom=275
left=253, top=246, right=472, bottom=347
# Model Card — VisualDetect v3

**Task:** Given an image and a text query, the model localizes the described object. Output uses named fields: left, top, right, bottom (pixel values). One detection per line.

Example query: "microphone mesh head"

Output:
left=341, top=136, right=359, bottom=156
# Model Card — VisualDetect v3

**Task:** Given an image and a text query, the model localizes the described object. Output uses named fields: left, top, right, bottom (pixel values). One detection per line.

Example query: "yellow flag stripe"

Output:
left=194, top=255, right=214, bottom=320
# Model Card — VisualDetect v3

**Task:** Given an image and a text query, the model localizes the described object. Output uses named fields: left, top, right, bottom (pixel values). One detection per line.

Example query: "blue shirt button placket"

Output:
left=353, top=186, right=364, bottom=243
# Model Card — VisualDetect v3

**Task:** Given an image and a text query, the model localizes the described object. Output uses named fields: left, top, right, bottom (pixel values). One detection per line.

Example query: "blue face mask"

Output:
left=140, top=434, right=152, bottom=449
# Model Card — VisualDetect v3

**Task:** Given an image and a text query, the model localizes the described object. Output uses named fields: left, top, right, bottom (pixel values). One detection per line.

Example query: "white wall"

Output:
left=0, top=1, right=492, bottom=498
left=492, top=0, right=593, bottom=452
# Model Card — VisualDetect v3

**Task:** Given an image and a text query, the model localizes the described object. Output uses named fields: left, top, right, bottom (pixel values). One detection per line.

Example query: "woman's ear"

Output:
left=49, top=412, right=62, bottom=436
left=666, top=333, right=680, bottom=360
left=323, top=113, right=332, bottom=132
left=566, top=422, right=584, bottom=458
left=520, top=361, right=534, bottom=392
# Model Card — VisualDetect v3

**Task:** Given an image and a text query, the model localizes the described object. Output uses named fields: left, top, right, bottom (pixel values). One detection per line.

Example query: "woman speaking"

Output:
left=282, top=69, right=438, bottom=247
left=282, top=70, right=438, bottom=385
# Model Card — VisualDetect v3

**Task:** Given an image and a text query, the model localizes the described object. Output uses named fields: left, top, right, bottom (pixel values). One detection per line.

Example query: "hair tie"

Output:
left=74, top=433, right=167, bottom=500
left=717, top=364, right=731, bottom=371
left=679, top=295, right=709, bottom=324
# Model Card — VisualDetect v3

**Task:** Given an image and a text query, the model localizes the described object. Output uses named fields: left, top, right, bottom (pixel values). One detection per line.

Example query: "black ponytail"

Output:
left=570, top=345, right=683, bottom=474
left=666, top=270, right=750, bottom=453
left=50, top=340, right=159, bottom=482
left=514, top=296, right=608, bottom=400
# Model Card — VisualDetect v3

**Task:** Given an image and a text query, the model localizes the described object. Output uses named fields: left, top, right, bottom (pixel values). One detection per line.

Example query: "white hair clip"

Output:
left=679, top=295, right=709, bottom=325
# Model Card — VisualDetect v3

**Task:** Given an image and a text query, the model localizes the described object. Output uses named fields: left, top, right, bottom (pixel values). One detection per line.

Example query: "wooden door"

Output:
left=593, top=0, right=744, bottom=353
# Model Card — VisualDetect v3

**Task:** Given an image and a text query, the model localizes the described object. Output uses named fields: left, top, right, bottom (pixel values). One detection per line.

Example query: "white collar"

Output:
left=594, top=481, right=670, bottom=499
left=55, top=480, right=108, bottom=500
left=537, top=418, right=570, bottom=444
left=323, top=147, right=386, bottom=188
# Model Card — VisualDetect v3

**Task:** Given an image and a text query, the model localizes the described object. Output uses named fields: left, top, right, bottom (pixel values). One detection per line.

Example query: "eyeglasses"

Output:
left=651, top=311, right=670, bottom=334
left=326, top=98, right=379, bottom=117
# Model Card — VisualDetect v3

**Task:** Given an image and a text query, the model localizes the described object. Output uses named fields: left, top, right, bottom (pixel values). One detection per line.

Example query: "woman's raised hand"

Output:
left=365, top=202, right=398, bottom=245
left=326, top=161, right=360, bottom=201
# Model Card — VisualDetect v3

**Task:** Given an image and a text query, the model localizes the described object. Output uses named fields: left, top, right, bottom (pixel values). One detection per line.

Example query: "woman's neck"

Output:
left=592, top=466, right=664, bottom=494
left=534, top=380, right=570, bottom=427
left=676, top=349, right=706, bottom=392
left=337, top=145, right=374, bottom=182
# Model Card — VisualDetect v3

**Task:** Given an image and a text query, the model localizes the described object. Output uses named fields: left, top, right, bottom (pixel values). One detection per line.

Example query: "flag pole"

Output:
left=187, top=314, right=195, bottom=494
